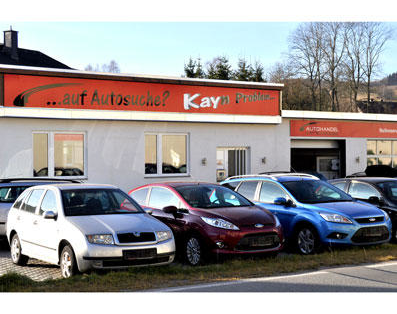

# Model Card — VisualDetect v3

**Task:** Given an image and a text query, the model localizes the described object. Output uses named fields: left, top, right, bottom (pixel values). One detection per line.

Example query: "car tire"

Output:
left=60, top=245, right=78, bottom=278
left=294, top=225, right=320, bottom=255
left=10, top=234, right=29, bottom=266
left=185, top=236, right=204, bottom=266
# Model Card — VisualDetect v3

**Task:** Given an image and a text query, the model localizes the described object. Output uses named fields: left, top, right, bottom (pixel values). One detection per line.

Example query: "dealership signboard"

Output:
left=1, top=73, right=282, bottom=118
left=291, top=120, right=397, bottom=138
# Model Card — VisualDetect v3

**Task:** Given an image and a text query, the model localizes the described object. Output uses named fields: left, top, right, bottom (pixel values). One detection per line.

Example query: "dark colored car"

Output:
left=329, top=177, right=397, bottom=242
left=129, top=182, right=284, bottom=265
left=0, top=178, right=82, bottom=237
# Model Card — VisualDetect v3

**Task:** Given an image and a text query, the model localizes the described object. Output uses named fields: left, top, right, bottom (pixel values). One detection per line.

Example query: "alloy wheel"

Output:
left=11, top=237, right=20, bottom=263
left=61, top=250, right=73, bottom=278
left=186, top=237, right=201, bottom=265
left=297, top=228, right=315, bottom=254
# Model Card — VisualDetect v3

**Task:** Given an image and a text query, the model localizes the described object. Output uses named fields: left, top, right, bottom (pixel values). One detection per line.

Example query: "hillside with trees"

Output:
left=183, top=22, right=396, bottom=114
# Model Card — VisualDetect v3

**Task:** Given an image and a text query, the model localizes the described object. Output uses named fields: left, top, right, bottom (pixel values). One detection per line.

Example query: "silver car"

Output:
left=6, top=184, right=175, bottom=278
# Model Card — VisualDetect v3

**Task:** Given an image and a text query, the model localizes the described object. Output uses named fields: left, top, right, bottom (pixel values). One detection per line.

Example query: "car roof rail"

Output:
left=0, top=178, right=83, bottom=183
left=224, top=172, right=319, bottom=181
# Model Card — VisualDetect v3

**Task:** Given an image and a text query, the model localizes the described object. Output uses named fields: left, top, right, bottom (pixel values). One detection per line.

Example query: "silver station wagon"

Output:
left=6, top=184, right=175, bottom=278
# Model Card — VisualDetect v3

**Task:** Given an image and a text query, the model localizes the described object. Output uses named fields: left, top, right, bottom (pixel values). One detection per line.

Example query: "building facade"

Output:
left=1, top=65, right=397, bottom=192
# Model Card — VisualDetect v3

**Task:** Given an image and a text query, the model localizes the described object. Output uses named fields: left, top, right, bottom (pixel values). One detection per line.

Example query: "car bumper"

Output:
left=202, top=225, right=284, bottom=256
left=318, top=219, right=392, bottom=246
left=76, top=238, right=175, bottom=272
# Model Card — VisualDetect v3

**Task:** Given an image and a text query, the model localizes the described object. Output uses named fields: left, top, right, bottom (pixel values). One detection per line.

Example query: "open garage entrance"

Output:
left=291, top=140, right=346, bottom=180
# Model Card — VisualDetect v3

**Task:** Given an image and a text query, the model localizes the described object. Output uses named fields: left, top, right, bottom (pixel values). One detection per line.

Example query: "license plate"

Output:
left=123, top=248, right=157, bottom=260
left=250, top=237, right=273, bottom=247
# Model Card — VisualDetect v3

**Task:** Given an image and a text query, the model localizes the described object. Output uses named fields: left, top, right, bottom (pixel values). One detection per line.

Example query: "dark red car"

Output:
left=129, top=182, right=284, bottom=265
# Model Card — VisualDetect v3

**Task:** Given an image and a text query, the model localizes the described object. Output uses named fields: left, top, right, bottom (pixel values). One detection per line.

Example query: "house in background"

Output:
left=0, top=28, right=71, bottom=69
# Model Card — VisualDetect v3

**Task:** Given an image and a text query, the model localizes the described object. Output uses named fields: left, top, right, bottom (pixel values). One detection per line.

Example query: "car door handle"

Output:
left=16, top=216, right=21, bottom=221
left=33, top=220, right=38, bottom=225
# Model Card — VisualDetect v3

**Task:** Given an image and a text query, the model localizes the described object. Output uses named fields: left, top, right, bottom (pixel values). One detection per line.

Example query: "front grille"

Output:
left=117, top=232, right=156, bottom=243
left=351, top=226, right=389, bottom=243
left=355, top=216, right=384, bottom=224
left=123, top=248, right=157, bottom=260
left=102, top=256, right=171, bottom=267
left=235, top=233, right=280, bottom=251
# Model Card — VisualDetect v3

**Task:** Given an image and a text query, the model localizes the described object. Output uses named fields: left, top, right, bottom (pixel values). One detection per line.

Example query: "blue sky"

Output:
left=1, top=2, right=397, bottom=80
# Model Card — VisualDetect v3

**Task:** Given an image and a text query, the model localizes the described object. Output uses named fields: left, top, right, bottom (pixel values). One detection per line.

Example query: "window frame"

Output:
left=367, top=139, right=397, bottom=167
left=32, top=131, right=87, bottom=179
left=144, top=132, right=190, bottom=177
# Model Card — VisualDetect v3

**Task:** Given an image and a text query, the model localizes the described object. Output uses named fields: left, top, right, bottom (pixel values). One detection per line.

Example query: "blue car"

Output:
left=221, top=173, right=392, bottom=254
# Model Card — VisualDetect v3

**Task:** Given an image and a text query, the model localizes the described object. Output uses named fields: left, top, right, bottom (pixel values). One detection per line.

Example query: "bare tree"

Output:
left=85, top=60, right=121, bottom=73
left=342, top=22, right=365, bottom=111
left=361, top=22, right=393, bottom=108
left=321, top=22, right=346, bottom=111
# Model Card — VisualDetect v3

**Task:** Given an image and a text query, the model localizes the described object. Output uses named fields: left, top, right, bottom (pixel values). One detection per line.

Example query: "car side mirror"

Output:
left=368, top=196, right=385, bottom=206
left=274, top=197, right=294, bottom=207
left=144, top=208, right=153, bottom=215
left=163, top=205, right=178, bottom=215
left=43, top=210, right=57, bottom=220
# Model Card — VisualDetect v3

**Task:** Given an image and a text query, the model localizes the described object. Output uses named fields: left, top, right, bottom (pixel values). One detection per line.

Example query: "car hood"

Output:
left=199, top=206, right=276, bottom=226
left=305, top=201, right=384, bottom=218
left=66, top=213, right=170, bottom=235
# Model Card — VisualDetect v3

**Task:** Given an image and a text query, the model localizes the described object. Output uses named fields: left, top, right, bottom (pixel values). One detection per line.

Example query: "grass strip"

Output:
left=1, top=243, right=397, bottom=292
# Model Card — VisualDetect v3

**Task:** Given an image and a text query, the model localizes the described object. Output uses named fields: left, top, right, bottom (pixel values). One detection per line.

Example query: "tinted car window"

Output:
left=175, top=185, right=252, bottom=209
left=236, top=181, right=258, bottom=200
left=376, top=181, right=397, bottom=203
left=62, top=189, right=143, bottom=216
left=0, top=186, right=29, bottom=203
left=348, top=182, right=381, bottom=200
left=130, top=188, right=149, bottom=206
left=39, top=190, right=57, bottom=215
left=148, top=187, right=180, bottom=209
left=21, top=189, right=44, bottom=213
left=331, top=181, right=346, bottom=191
left=260, top=181, right=289, bottom=203
left=282, top=180, right=352, bottom=204
left=222, top=180, right=241, bottom=191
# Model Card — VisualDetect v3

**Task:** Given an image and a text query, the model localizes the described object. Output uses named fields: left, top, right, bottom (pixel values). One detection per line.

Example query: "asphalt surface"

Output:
left=153, top=261, right=397, bottom=292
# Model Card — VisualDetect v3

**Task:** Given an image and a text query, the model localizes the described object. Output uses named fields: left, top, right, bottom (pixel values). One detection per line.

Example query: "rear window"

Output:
left=0, top=186, right=29, bottom=203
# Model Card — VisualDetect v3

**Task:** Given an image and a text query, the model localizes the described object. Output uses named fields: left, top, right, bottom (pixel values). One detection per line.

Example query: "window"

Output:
left=222, top=180, right=241, bottom=191
left=145, top=133, right=188, bottom=175
left=129, top=188, right=149, bottom=206
left=0, top=186, right=28, bottom=203
left=21, top=189, right=44, bottom=214
left=331, top=181, right=347, bottom=191
left=259, top=181, right=289, bottom=203
left=148, top=187, right=180, bottom=209
left=236, top=181, right=258, bottom=200
left=216, top=147, right=249, bottom=181
left=348, top=182, right=381, bottom=200
left=367, top=140, right=397, bottom=167
left=33, top=132, right=85, bottom=177
left=39, top=190, right=57, bottom=215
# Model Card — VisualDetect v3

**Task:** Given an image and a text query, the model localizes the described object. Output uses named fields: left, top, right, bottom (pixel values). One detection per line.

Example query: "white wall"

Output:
left=0, top=118, right=289, bottom=193
left=345, top=138, right=367, bottom=176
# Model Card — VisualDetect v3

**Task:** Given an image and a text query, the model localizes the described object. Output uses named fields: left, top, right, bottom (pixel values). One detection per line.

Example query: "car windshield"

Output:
left=174, top=185, right=252, bottom=209
left=0, top=186, right=29, bottom=203
left=281, top=180, right=353, bottom=204
left=376, top=181, right=397, bottom=204
left=62, top=189, right=144, bottom=216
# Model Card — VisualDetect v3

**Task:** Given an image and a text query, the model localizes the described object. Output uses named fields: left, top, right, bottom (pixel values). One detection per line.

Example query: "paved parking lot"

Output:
left=0, top=240, right=61, bottom=281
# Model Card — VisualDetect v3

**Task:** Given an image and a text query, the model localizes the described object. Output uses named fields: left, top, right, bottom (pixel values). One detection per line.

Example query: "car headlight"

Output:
left=86, top=234, right=114, bottom=245
left=320, top=213, right=352, bottom=224
left=382, top=210, right=390, bottom=221
left=156, top=230, right=173, bottom=242
left=201, top=217, right=239, bottom=230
